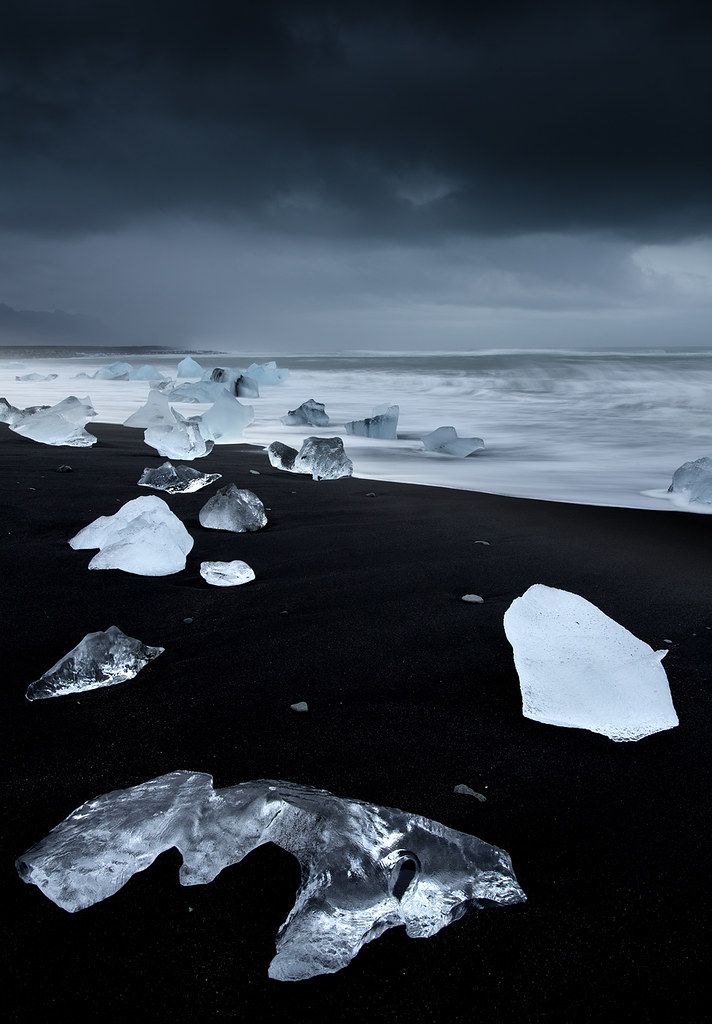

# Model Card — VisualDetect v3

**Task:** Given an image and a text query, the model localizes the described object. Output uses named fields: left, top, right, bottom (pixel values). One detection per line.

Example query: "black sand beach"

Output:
left=2, top=424, right=710, bottom=1021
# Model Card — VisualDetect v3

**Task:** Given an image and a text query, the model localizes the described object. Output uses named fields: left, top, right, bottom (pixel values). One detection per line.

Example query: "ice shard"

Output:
left=345, top=404, right=399, bottom=440
left=138, top=461, right=222, bottom=494
left=200, top=390, right=254, bottom=443
left=266, top=441, right=299, bottom=472
left=503, top=584, right=679, bottom=741
left=26, top=626, right=164, bottom=700
left=1, top=397, right=20, bottom=423
left=144, top=409, right=214, bottom=460
left=281, top=399, right=330, bottom=427
left=176, top=356, right=204, bottom=377
left=10, top=395, right=97, bottom=447
left=423, top=426, right=485, bottom=457
left=199, top=484, right=267, bottom=532
left=200, top=560, right=255, bottom=586
left=16, top=773, right=525, bottom=980
left=69, top=495, right=194, bottom=575
left=293, top=436, right=353, bottom=480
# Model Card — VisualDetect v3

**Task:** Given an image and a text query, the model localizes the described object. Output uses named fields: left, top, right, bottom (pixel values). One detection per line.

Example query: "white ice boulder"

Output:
left=200, top=560, right=255, bottom=586
left=15, top=372, right=58, bottom=381
left=423, top=426, right=484, bottom=457
left=345, top=404, right=399, bottom=440
left=138, top=461, right=221, bottom=494
left=281, top=399, right=330, bottom=427
left=199, top=484, right=267, bottom=533
left=26, top=626, right=164, bottom=700
left=200, top=390, right=254, bottom=444
left=144, top=410, right=214, bottom=460
left=10, top=395, right=97, bottom=447
left=123, top=390, right=175, bottom=428
left=244, top=360, right=288, bottom=385
left=503, top=584, right=679, bottom=742
left=69, top=495, right=194, bottom=576
left=176, top=356, right=204, bottom=377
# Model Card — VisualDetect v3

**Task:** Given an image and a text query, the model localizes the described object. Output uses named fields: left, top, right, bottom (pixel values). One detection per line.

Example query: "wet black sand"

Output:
left=1, top=423, right=710, bottom=1021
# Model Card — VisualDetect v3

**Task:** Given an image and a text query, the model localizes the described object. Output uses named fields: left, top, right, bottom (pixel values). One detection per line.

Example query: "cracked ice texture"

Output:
left=199, top=484, right=267, bottom=532
left=199, top=390, right=254, bottom=444
left=423, top=427, right=485, bottom=458
left=26, top=626, right=164, bottom=700
left=345, top=404, right=399, bottom=440
left=16, top=773, right=525, bottom=980
left=281, top=399, right=329, bottom=427
left=503, top=584, right=679, bottom=741
left=200, top=560, right=255, bottom=586
left=138, top=461, right=222, bottom=494
left=144, top=410, right=214, bottom=461
left=10, top=395, right=97, bottom=447
left=69, top=495, right=194, bottom=575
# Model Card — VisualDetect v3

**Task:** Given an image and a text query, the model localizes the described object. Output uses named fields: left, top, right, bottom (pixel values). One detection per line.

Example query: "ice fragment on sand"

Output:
left=69, top=495, right=193, bottom=576
left=281, top=399, right=330, bottom=427
left=10, top=395, right=97, bottom=447
left=138, top=461, right=221, bottom=494
left=57, top=464, right=73, bottom=472
left=200, top=560, right=255, bottom=586
left=423, top=426, right=484, bottom=457
left=345, top=404, right=399, bottom=440
left=291, top=701, right=308, bottom=712
left=462, top=594, right=484, bottom=603
left=454, top=785, right=486, bottom=801
left=666, top=456, right=712, bottom=510
left=16, top=773, right=525, bottom=980
left=26, top=626, right=164, bottom=700
left=503, top=584, right=679, bottom=741
left=199, top=484, right=267, bottom=533
left=266, top=441, right=298, bottom=472
left=200, top=390, right=254, bottom=443
left=144, top=409, right=214, bottom=461
left=177, top=356, right=203, bottom=377
left=293, top=436, right=353, bottom=480
left=15, top=372, right=58, bottom=381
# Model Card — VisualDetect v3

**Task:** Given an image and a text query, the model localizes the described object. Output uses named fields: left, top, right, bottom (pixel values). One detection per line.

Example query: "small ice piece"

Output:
left=266, top=441, right=298, bottom=472
left=293, top=436, right=353, bottom=480
left=57, top=464, right=73, bottom=472
left=200, top=390, right=254, bottom=444
left=199, top=484, right=267, bottom=533
left=26, top=626, right=164, bottom=700
left=291, top=701, right=308, bottom=712
left=138, top=461, right=221, bottom=494
left=93, top=361, right=132, bottom=380
left=666, top=456, right=712, bottom=510
left=16, top=773, right=525, bottom=980
left=454, top=785, right=486, bottom=801
left=423, top=427, right=484, bottom=457
left=123, top=390, right=175, bottom=428
left=236, top=374, right=259, bottom=398
left=10, top=395, right=97, bottom=447
left=474, top=540, right=490, bottom=545
left=177, top=356, right=204, bottom=377
left=200, top=560, right=255, bottom=586
left=345, top=404, right=399, bottom=440
left=15, top=372, right=58, bottom=381
left=462, top=594, right=484, bottom=603
left=503, top=584, right=679, bottom=742
left=69, top=495, right=194, bottom=575
left=281, top=400, right=330, bottom=427
left=144, top=410, right=214, bottom=461
left=245, top=360, right=288, bottom=385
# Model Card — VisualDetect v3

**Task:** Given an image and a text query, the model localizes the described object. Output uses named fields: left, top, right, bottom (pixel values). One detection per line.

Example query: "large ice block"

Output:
left=144, top=410, right=214, bottom=460
left=281, top=400, right=330, bottom=427
left=10, top=395, right=97, bottom=447
left=176, top=356, right=204, bottom=377
left=244, top=360, right=288, bottom=385
left=199, top=484, right=267, bottom=532
left=294, top=436, right=353, bottom=480
left=200, top=390, right=254, bottom=443
left=345, top=404, right=399, bottom=439
left=123, top=390, right=175, bottom=428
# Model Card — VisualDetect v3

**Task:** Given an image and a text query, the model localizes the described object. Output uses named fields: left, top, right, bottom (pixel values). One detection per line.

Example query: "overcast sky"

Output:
left=1, top=0, right=710, bottom=351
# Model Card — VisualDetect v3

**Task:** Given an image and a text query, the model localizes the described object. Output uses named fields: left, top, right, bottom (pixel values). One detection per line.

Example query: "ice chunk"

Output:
left=200, top=390, right=254, bottom=444
left=294, top=436, right=353, bottom=480
left=26, top=626, right=164, bottom=700
left=144, top=409, right=214, bottom=461
left=69, top=495, right=194, bottom=576
left=15, top=372, right=58, bottom=381
left=10, top=395, right=97, bottom=447
left=123, top=390, right=175, bottom=428
left=461, top=594, right=484, bottom=603
left=454, top=784, right=486, bottom=800
left=138, top=461, right=221, bottom=494
left=291, top=701, right=308, bottom=712
left=345, top=404, right=399, bottom=440
left=235, top=374, right=259, bottom=398
left=281, top=399, right=330, bottom=427
left=158, top=379, right=223, bottom=403
left=200, top=560, right=255, bottom=586
left=665, top=456, right=712, bottom=511
left=16, top=773, right=524, bottom=980
left=1, top=397, right=19, bottom=423
left=176, top=356, right=204, bottom=377
left=92, top=361, right=132, bottom=380
left=245, top=360, right=288, bottom=385
left=423, top=426, right=484, bottom=457
left=503, top=584, right=679, bottom=741
left=266, top=440, right=298, bottom=472
left=128, top=364, right=165, bottom=381
left=199, top=484, right=267, bottom=533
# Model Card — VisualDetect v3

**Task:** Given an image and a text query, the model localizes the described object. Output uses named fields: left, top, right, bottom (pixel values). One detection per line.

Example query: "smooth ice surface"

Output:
left=93, top=361, right=132, bottom=380
left=245, top=360, right=288, bottom=385
left=26, top=626, right=164, bottom=700
left=291, top=701, right=308, bottom=712
left=16, top=772, right=525, bottom=980
left=69, top=495, right=194, bottom=575
left=156, top=378, right=223, bottom=403
left=462, top=594, right=484, bottom=603
left=345, top=404, right=399, bottom=439
left=10, top=395, right=97, bottom=447
left=128, top=364, right=165, bottom=381
left=503, top=584, right=679, bottom=741
left=15, top=372, right=58, bottom=381
left=200, top=390, right=254, bottom=443
left=200, top=560, right=255, bottom=586
left=138, top=461, right=221, bottom=494
left=123, top=390, right=175, bottom=428
left=144, top=410, right=214, bottom=460
left=199, top=484, right=267, bottom=532
left=423, top=426, right=485, bottom=457
left=177, top=356, right=203, bottom=377
left=648, top=457, right=712, bottom=512
left=266, top=441, right=298, bottom=472
left=281, top=399, right=329, bottom=427
left=293, top=436, right=353, bottom=480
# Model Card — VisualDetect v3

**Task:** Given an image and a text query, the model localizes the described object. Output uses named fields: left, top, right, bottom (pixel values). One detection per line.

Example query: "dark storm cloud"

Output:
left=1, top=0, right=711, bottom=241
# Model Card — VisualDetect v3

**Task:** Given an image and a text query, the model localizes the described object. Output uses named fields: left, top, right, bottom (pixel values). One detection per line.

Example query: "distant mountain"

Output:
left=0, top=302, right=107, bottom=345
